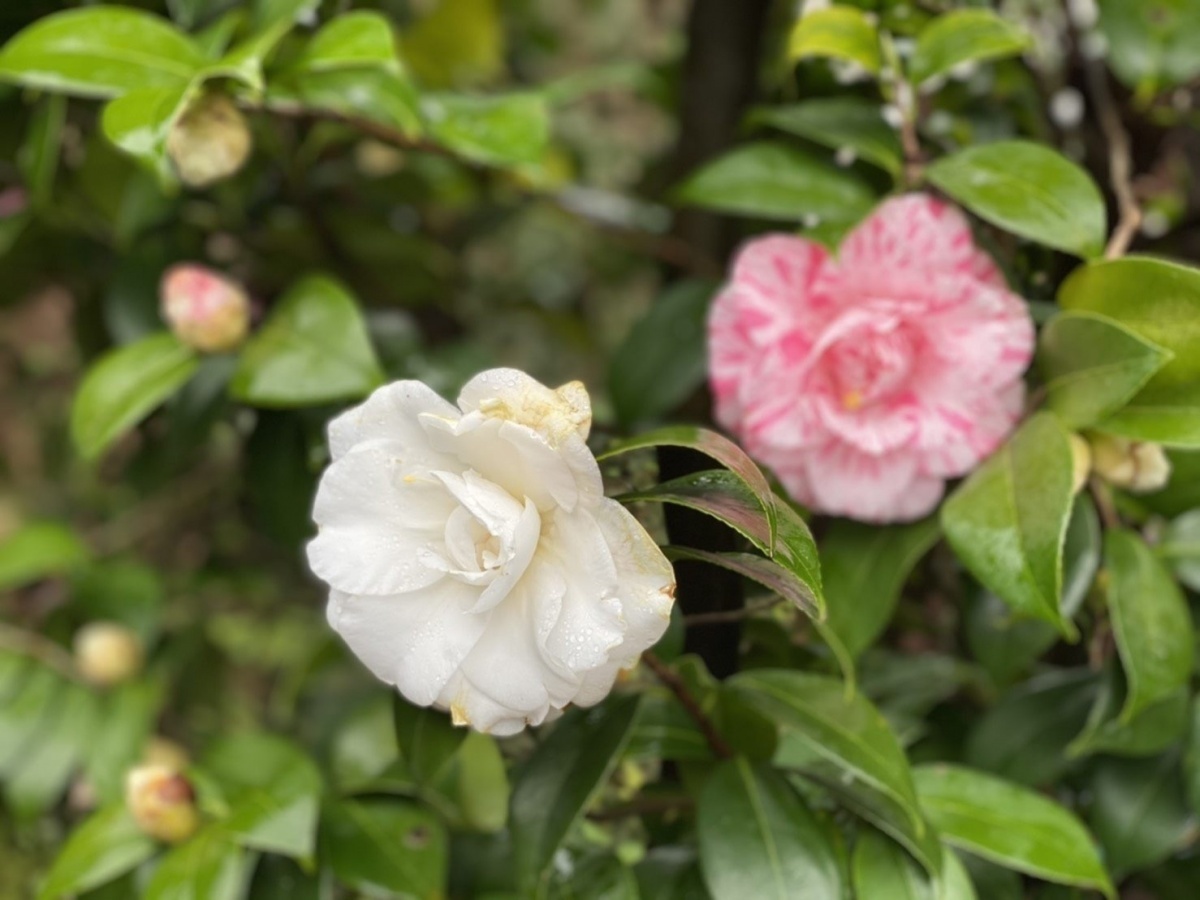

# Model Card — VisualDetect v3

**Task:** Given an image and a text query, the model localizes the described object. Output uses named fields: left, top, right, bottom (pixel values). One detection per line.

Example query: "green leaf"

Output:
left=547, top=851, right=640, bottom=900
left=101, top=85, right=192, bottom=181
left=1088, top=754, right=1193, bottom=877
left=664, top=546, right=820, bottom=622
left=231, top=276, right=384, bottom=408
left=787, top=6, right=881, bottom=73
left=20, top=94, right=67, bottom=207
left=393, top=695, right=467, bottom=786
left=820, top=517, right=940, bottom=659
left=453, top=731, right=510, bottom=833
left=697, top=759, right=840, bottom=900
left=609, top=280, right=713, bottom=427
left=320, top=798, right=447, bottom=899
left=296, top=11, right=400, bottom=73
left=84, top=679, right=166, bottom=803
left=37, top=806, right=157, bottom=900
left=143, top=826, right=251, bottom=900
left=1058, top=256, right=1200, bottom=387
left=852, top=831, right=978, bottom=900
left=926, top=141, right=1106, bottom=258
left=272, top=67, right=423, bottom=139
left=399, top=0, right=504, bottom=89
left=0, top=666, right=62, bottom=776
left=71, top=332, right=200, bottom=461
left=913, top=764, right=1113, bottom=896
left=5, top=682, right=98, bottom=819
left=941, top=413, right=1077, bottom=637
left=423, top=92, right=549, bottom=167
left=1187, top=696, right=1200, bottom=816
left=0, top=522, right=89, bottom=590
left=510, top=697, right=640, bottom=893
left=1098, top=381, right=1200, bottom=447
left=1068, top=673, right=1189, bottom=759
left=909, top=10, right=1029, bottom=86
left=752, top=98, right=903, bottom=177
left=208, top=0, right=319, bottom=90
left=730, top=670, right=927, bottom=855
left=1162, top=508, right=1200, bottom=590
left=675, top=142, right=875, bottom=224
left=202, top=732, right=322, bottom=859
left=0, top=7, right=205, bottom=98
left=1038, top=311, right=1173, bottom=429
left=1104, top=528, right=1194, bottom=724
left=1098, top=0, right=1200, bottom=92
left=964, top=669, right=1097, bottom=787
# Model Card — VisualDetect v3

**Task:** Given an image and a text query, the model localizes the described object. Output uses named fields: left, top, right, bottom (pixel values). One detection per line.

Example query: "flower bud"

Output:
left=125, top=764, right=200, bottom=844
left=1069, top=433, right=1092, bottom=495
left=160, top=264, right=250, bottom=353
left=143, top=736, right=190, bottom=771
left=74, top=622, right=143, bottom=687
left=166, top=92, right=252, bottom=188
left=1089, top=434, right=1172, bottom=493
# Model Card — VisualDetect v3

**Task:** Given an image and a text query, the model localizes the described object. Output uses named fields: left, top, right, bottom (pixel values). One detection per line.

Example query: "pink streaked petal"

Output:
left=729, top=233, right=831, bottom=317
left=913, top=381, right=1026, bottom=478
left=799, top=442, right=941, bottom=523
left=838, top=194, right=1004, bottom=288
left=815, top=395, right=919, bottom=456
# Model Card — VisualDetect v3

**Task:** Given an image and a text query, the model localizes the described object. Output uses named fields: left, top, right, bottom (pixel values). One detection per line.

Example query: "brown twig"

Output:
left=683, top=596, right=782, bottom=626
left=1078, top=28, right=1142, bottom=257
left=641, top=651, right=733, bottom=759
left=586, top=794, right=695, bottom=822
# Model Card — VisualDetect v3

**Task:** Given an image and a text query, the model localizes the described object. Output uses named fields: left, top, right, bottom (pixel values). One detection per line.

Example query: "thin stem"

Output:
left=642, top=651, right=734, bottom=760
left=684, top=596, right=782, bottom=626
left=881, top=34, right=923, bottom=187
left=1089, top=477, right=1121, bottom=530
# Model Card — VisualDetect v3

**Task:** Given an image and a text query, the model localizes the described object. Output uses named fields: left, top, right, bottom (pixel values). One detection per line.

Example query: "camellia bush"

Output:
left=4, top=0, right=1200, bottom=897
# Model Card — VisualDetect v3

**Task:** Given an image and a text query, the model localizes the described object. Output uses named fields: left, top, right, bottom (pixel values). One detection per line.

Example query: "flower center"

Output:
left=819, top=311, right=918, bottom=410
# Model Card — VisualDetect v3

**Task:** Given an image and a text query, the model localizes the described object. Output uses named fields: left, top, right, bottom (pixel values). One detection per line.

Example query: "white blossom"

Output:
left=307, top=369, right=676, bottom=735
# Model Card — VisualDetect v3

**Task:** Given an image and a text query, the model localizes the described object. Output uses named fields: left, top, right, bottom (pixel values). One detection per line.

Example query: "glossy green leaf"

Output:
left=231, top=276, right=384, bottom=408
left=664, top=546, right=820, bottom=621
left=101, top=85, right=192, bottom=180
left=510, top=697, right=640, bottom=893
left=787, top=6, right=881, bottom=73
left=0, top=7, right=205, bottom=98
left=546, top=851, right=639, bottom=900
left=942, top=413, right=1077, bottom=636
left=5, top=682, right=98, bottom=819
left=208, top=0, right=318, bottom=90
left=1105, top=528, right=1194, bottom=723
left=609, top=280, right=713, bottom=427
left=753, top=98, right=903, bottom=176
left=1068, top=675, right=1188, bottom=759
left=697, top=759, right=840, bottom=900
left=1162, top=508, right=1200, bottom=590
left=964, top=669, right=1096, bottom=786
left=423, top=92, right=549, bottom=167
left=0, top=522, right=89, bottom=590
left=909, top=10, right=1029, bottom=86
left=913, top=765, right=1113, bottom=896
left=202, top=732, right=321, bottom=859
left=272, top=67, right=423, bottom=139
left=297, top=11, right=400, bottom=73
left=1038, top=311, right=1173, bottom=429
left=1098, top=381, right=1200, bottom=447
left=37, top=806, right=157, bottom=900
left=1058, top=256, right=1200, bottom=387
left=321, top=798, right=447, bottom=899
left=674, top=142, right=874, bottom=224
left=1098, top=0, right=1200, bottom=92
left=821, top=516, right=940, bottom=659
left=393, top=695, right=467, bottom=786
left=730, top=670, right=926, bottom=845
left=143, top=826, right=250, bottom=900
left=1088, top=754, right=1193, bottom=876
left=634, top=848, right=710, bottom=900
left=852, top=831, right=978, bottom=900
left=71, top=332, right=199, bottom=460
left=926, top=141, right=1106, bottom=258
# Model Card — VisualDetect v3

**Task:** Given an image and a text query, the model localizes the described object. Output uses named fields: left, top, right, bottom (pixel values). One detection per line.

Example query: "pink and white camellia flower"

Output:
left=307, top=369, right=675, bottom=735
left=709, top=194, right=1035, bottom=523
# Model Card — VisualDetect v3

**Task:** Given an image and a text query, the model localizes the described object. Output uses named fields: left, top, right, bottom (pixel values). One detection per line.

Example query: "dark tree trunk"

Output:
left=660, top=0, right=773, bottom=678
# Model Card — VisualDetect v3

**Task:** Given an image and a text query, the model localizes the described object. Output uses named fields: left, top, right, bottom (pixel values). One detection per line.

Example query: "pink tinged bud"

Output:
left=73, top=621, right=143, bottom=687
left=160, top=264, right=250, bottom=353
left=125, top=764, right=200, bottom=844
left=1090, top=434, right=1171, bottom=493
left=165, top=93, right=252, bottom=188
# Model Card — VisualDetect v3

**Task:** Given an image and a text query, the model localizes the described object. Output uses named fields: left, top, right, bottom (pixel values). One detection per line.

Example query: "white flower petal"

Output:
left=328, top=380, right=461, bottom=462
left=327, top=580, right=486, bottom=707
left=307, top=443, right=454, bottom=596
left=458, top=367, right=592, bottom=442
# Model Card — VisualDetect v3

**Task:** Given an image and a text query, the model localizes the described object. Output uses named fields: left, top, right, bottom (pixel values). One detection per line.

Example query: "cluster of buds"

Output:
left=1088, top=434, right=1172, bottom=494
left=166, top=92, right=252, bottom=188
left=125, top=764, right=200, bottom=844
left=73, top=622, right=143, bottom=687
left=160, top=264, right=250, bottom=353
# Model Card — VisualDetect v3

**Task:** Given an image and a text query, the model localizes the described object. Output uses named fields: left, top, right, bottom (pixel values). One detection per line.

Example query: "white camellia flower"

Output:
left=307, top=369, right=676, bottom=735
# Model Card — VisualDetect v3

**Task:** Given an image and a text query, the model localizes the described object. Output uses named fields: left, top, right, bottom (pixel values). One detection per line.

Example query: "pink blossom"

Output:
left=160, top=264, right=250, bottom=353
left=708, top=194, right=1034, bottom=523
